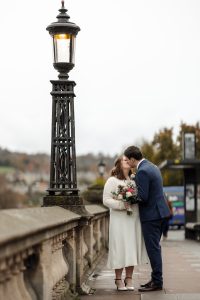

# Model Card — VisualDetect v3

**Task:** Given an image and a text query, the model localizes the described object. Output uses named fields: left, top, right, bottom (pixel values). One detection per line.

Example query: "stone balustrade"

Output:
left=0, top=205, right=109, bottom=300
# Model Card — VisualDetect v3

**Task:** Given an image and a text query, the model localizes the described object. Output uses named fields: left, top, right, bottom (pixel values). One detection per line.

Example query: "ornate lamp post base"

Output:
left=43, top=194, right=91, bottom=217
left=42, top=77, right=90, bottom=218
left=44, top=194, right=81, bottom=206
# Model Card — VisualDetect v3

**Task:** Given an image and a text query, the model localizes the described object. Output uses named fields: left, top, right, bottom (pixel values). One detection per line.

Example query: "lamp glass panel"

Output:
left=53, top=33, right=73, bottom=63
left=98, top=165, right=105, bottom=175
left=71, top=36, right=76, bottom=64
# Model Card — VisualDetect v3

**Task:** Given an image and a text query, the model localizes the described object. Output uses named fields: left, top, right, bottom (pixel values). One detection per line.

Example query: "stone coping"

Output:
left=0, top=206, right=81, bottom=245
left=85, top=205, right=108, bottom=215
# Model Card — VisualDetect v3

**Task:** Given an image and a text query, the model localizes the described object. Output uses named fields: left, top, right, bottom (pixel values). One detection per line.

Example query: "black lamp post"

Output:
left=98, top=160, right=106, bottom=177
left=43, top=1, right=83, bottom=209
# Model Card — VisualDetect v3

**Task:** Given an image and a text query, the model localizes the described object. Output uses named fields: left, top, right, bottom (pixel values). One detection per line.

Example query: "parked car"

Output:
left=163, top=186, right=185, bottom=229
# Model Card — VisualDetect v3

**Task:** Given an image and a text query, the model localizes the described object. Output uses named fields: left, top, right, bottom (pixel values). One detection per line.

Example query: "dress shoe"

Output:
left=140, top=280, right=153, bottom=288
left=124, top=277, right=135, bottom=291
left=138, top=281, right=163, bottom=292
left=115, top=279, right=127, bottom=291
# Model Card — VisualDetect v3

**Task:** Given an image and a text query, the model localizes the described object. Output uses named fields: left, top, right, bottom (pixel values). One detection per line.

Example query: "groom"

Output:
left=124, top=145, right=170, bottom=292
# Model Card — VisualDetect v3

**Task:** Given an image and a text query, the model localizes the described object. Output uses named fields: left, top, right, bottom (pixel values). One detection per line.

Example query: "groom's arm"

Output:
left=136, top=170, right=150, bottom=202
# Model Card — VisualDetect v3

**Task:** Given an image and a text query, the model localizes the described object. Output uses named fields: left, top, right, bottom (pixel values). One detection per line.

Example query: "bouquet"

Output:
left=112, top=178, right=140, bottom=215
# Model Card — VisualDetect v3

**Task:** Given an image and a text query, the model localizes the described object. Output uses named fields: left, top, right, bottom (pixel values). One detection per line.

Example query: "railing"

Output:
left=0, top=205, right=109, bottom=300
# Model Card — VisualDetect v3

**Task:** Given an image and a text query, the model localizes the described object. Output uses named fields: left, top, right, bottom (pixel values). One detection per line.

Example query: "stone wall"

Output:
left=0, top=205, right=109, bottom=299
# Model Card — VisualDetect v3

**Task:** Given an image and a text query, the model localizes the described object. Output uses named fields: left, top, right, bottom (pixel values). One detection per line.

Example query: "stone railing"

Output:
left=0, top=205, right=109, bottom=300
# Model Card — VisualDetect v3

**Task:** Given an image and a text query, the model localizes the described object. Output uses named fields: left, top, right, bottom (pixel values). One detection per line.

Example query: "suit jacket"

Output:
left=135, top=159, right=170, bottom=222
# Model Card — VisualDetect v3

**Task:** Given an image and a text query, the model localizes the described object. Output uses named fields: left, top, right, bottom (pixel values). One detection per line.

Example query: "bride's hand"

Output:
left=124, top=202, right=130, bottom=209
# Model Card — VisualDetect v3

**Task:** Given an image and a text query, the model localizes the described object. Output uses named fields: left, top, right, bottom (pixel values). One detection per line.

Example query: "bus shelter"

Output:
left=159, top=159, right=200, bottom=240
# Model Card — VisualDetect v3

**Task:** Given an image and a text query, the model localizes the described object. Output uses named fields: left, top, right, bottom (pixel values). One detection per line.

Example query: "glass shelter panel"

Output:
left=197, top=184, right=200, bottom=222
left=186, top=183, right=195, bottom=211
left=183, top=133, right=196, bottom=159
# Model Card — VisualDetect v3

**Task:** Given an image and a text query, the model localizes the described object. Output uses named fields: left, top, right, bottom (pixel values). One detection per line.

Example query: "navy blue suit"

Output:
left=135, top=159, right=170, bottom=286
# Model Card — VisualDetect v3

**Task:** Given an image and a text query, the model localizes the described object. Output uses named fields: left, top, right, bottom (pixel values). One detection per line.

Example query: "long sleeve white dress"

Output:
left=103, top=176, right=149, bottom=269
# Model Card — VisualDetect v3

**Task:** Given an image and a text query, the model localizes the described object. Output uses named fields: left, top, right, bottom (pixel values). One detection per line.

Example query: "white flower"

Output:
left=126, top=192, right=132, bottom=197
left=118, top=194, right=123, bottom=200
left=130, top=174, right=136, bottom=180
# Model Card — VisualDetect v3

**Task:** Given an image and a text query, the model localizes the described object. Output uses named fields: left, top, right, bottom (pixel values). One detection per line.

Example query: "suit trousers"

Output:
left=141, top=219, right=165, bottom=286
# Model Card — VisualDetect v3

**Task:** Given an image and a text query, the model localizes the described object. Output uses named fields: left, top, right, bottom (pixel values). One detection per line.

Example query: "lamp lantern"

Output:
left=98, top=160, right=106, bottom=177
left=46, top=0, right=80, bottom=79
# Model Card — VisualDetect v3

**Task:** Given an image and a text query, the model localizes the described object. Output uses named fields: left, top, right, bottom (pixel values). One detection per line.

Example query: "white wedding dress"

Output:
left=103, top=176, right=149, bottom=269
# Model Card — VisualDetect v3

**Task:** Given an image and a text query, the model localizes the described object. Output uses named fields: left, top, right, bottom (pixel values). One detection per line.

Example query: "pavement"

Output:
left=80, top=230, right=200, bottom=300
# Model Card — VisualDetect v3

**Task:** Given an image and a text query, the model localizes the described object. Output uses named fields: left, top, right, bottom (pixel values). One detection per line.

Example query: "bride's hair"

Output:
left=111, top=156, right=132, bottom=180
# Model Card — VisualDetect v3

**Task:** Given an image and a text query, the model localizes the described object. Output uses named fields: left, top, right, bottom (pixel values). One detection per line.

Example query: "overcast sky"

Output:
left=0, top=0, right=200, bottom=156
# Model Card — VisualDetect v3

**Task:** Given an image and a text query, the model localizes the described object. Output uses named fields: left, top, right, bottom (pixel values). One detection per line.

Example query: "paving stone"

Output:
left=141, top=294, right=177, bottom=300
left=81, top=295, right=141, bottom=300
left=177, top=295, right=200, bottom=300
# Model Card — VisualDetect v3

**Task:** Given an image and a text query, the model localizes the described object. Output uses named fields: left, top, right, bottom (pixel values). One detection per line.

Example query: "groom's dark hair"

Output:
left=124, top=146, right=143, bottom=160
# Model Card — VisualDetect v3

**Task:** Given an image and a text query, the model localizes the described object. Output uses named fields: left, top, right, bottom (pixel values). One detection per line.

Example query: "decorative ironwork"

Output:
left=47, top=79, right=78, bottom=196
left=57, top=1, right=70, bottom=24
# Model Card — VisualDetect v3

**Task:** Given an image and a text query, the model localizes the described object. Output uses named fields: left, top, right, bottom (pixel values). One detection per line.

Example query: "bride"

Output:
left=103, top=156, right=148, bottom=291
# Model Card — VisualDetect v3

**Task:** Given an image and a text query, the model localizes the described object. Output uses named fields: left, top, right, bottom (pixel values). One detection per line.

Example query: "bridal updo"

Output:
left=111, top=156, right=133, bottom=180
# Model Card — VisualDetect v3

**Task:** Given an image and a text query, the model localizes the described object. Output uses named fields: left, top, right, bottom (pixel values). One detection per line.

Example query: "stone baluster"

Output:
left=93, top=219, right=101, bottom=255
left=51, top=232, right=69, bottom=299
left=75, top=225, right=85, bottom=291
left=105, top=215, right=109, bottom=249
left=82, top=234, right=89, bottom=270
left=63, top=228, right=76, bottom=293
left=100, top=217, right=106, bottom=248
left=26, top=241, right=52, bottom=300
left=83, top=223, right=95, bottom=267
left=92, top=220, right=98, bottom=259
left=75, top=223, right=92, bottom=295
left=0, top=249, right=35, bottom=300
